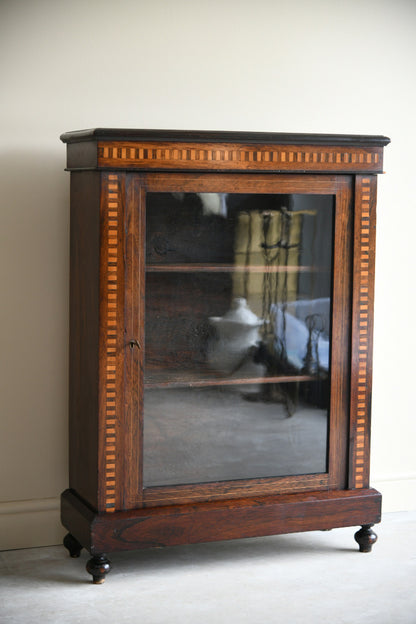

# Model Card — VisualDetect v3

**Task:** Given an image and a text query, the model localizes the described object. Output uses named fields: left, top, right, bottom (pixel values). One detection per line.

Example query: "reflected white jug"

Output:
left=207, top=297, right=265, bottom=377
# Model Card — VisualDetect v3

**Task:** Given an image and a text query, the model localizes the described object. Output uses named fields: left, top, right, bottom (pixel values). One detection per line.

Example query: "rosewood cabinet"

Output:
left=60, top=129, right=389, bottom=583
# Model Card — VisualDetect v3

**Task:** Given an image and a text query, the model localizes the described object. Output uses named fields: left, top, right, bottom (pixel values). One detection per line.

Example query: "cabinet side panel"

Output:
left=69, top=172, right=101, bottom=509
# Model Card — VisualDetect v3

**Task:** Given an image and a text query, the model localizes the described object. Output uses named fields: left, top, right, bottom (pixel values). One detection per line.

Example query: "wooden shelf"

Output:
left=146, top=263, right=323, bottom=274
left=144, top=369, right=320, bottom=390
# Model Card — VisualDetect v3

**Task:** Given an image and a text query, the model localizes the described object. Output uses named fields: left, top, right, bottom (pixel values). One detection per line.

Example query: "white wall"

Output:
left=1, top=0, right=415, bottom=550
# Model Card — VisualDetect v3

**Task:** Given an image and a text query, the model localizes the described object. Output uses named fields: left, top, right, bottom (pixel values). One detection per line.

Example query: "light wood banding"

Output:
left=102, top=173, right=122, bottom=512
left=97, top=141, right=384, bottom=173
left=349, top=176, right=376, bottom=489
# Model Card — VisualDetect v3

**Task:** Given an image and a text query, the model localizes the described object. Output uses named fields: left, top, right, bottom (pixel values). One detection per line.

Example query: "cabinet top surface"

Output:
left=60, top=128, right=390, bottom=147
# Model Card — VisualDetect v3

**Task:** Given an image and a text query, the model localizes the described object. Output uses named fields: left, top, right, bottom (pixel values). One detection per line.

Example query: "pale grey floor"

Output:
left=1, top=511, right=415, bottom=624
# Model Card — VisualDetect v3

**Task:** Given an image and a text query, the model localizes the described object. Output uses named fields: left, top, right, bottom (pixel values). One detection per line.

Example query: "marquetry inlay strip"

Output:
left=97, top=142, right=383, bottom=173
left=103, top=173, right=121, bottom=512
left=351, top=177, right=374, bottom=489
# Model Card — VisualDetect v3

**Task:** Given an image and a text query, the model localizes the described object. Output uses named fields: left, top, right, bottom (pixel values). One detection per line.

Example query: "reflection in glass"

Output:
left=143, top=192, right=334, bottom=487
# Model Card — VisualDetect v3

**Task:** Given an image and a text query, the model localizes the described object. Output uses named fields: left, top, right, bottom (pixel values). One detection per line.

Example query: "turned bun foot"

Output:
left=86, top=555, right=112, bottom=584
left=354, top=524, right=378, bottom=553
left=63, top=533, right=82, bottom=558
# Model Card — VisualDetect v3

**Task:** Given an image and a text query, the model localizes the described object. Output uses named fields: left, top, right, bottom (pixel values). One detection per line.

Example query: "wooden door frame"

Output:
left=117, top=172, right=354, bottom=510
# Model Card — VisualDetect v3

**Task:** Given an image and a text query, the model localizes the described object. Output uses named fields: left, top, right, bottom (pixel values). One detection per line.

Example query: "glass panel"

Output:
left=143, top=192, right=334, bottom=487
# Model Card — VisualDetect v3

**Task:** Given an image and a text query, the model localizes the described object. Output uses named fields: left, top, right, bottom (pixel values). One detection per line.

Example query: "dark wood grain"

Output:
left=141, top=473, right=330, bottom=507
left=143, top=172, right=345, bottom=194
left=327, top=177, right=353, bottom=489
left=61, top=488, right=381, bottom=555
left=122, top=174, right=146, bottom=508
left=61, top=128, right=390, bottom=147
left=68, top=172, right=101, bottom=509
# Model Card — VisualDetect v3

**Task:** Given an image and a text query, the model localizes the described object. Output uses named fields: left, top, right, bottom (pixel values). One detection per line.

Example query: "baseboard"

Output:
left=0, top=497, right=65, bottom=551
left=372, top=474, right=416, bottom=513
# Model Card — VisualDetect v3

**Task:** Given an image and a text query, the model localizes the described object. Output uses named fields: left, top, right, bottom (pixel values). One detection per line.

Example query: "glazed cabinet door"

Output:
left=121, top=173, right=353, bottom=509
